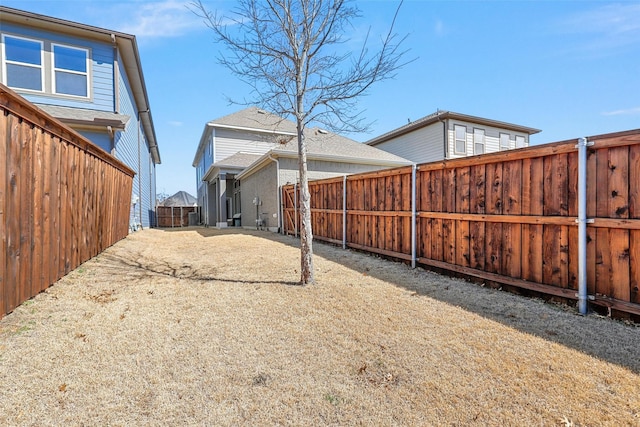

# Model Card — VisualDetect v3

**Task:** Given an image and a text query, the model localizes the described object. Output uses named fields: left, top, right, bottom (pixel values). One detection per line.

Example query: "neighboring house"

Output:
left=192, top=107, right=412, bottom=230
left=366, top=110, right=540, bottom=164
left=0, top=6, right=160, bottom=229
left=237, top=127, right=413, bottom=231
left=192, top=107, right=298, bottom=228
left=159, top=191, right=197, bottom=207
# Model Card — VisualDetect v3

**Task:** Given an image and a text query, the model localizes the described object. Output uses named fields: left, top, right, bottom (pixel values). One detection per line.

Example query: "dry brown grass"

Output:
left=1, top=227, right=639, bottom=426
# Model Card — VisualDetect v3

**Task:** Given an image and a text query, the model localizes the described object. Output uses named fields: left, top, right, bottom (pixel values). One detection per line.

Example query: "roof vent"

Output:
left=317, top=129, right=329, bottom=134
left=257, top=109, right=267, bottom=114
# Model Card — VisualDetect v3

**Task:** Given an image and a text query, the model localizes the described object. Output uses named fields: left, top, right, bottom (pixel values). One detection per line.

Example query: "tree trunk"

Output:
left=297, top=121, right=315, bottom=285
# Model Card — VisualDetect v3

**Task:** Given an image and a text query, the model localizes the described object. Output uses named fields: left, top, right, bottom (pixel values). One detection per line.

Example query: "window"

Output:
left=454, top=125, right=466, bottom=154
left=474, top=128, right=485, bottom=155
left=500, top=133, right=511, bottom=150
left=2, top=35, right=43, bottom=92
left=516, top=135, right=526, bottom=148
left=52, top=43, right=88, bottom=97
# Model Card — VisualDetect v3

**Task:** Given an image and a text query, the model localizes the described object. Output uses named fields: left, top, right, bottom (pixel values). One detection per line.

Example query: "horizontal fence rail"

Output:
left=282, top=129, right=640, bottom=318
left=1, top=84, right=135, bottom=318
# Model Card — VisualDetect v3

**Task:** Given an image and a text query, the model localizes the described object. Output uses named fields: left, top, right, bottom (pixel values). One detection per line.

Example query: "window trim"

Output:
left=499, top=132, right=511, bottom=151
left=51, top=42, right=90, bottom=99
left=2, top=34, right=45, bottom=94
left=473, top=128, right=485, bottom=155
left=453, top=124, right=467, bottom=155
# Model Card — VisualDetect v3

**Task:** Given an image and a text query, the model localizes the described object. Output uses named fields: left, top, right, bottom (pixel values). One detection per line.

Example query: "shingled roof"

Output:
left=208, top=107, right=297, bottom=134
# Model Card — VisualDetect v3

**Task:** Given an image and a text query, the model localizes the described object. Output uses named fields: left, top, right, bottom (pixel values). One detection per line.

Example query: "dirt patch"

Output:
left=1, top=227, right=639, bottom=426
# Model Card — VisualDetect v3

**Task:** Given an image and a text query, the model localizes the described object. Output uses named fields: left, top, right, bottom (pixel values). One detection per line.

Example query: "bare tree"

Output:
left=192, top=0, right=408, bottom=285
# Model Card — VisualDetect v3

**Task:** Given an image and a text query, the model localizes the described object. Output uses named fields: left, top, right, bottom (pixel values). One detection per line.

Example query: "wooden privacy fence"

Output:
left=282, top=129, right=640, bottom=318
left=1, top=85, right=135, bottom=318
left=156, top=206, right=200, bottom=227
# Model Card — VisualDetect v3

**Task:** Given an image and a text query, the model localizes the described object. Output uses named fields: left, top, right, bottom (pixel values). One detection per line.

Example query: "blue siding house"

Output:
left=0, top=6, right=160, bottom=229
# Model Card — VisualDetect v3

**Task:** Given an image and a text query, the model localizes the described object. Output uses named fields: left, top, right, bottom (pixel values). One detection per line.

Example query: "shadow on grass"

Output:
left=163, top=227, right=640, bottom=375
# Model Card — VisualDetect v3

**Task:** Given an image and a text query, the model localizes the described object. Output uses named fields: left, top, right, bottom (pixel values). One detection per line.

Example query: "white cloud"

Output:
left=602, top=107, right=640, bottom=116
left=168, top=120, right=184, bottom=126
left=434, top=19, right=445, bottom=37
left=561, top=3, right=640, bottom=53
left=115, top=0, right=203, bottom=38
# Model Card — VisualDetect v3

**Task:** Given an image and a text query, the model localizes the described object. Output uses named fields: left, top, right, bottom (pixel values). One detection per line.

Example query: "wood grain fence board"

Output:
left=32, top=127, right=44, bottom=293
left=6, top=115, right=21, bottom=313
left=609, top=228, right=630, bottom=301
left=0, top=110, right=5, bottom=314
left=522, top=224, right=543, bottom=283
left=586, top=227, right=597, bottom=296
left=0, top=110, right=6, bottom=313
left=50, top=135, right=60, bottom=285
left=631, top=230, right=640, bottom=304
left=631, top=144, right=640, bottom=219
left=608, top=146, right=629, bottom=218
left=469, top=164, right=485, bottom=214
left=586, top=148, right=597, bottom=218
left=568, top=152, right=579, bottom=217
left=442, top=168, right=455, bottom=213
left=522, top=157, right=544, bottom=215
left=595, top=228, right=611, bottom=297
left=20, top=121, right=34, bottom=304
left=503, top=160, right=522, bottom=278
left=485, top=163, right=503, bottom=274
left=595, top=148, right=609, bottom=218
left=469, top=221, right=484, bottom=270
left=568, top=226, right=579, bottom=290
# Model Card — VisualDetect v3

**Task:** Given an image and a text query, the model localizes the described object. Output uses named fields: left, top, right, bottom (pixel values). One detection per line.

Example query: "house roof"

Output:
left=237, top=127, right=413, bottom=180
left=193, top=107, right=297, bottom=166
left=366, top=110, right=542, bottom=147
left=36, top=104, right=130, bottom=130
left=159, top=191, right=197, bottom=207
left=0, top=6, right=160, bottom=164
left=209, top=107, right=298, bottom=134
left=214, top=152, right=264, bottom=169
left=202, top=152, right=263, bottom=182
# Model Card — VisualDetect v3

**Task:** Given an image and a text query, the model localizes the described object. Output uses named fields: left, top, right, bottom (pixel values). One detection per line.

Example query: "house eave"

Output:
left=236, top=149, right=413, bottom=180
left=0, top=6, right=160, bottom=164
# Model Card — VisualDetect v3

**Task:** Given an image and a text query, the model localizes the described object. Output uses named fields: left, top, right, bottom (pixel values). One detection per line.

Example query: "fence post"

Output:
left=411, top=165, right=417, bottom=269
left=343, top=175, right=347, bottom=249
left=576, top=137, right=591, bottom=315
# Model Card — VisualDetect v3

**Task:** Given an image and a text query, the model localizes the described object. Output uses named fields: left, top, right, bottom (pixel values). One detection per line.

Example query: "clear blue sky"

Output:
left=5, top=0, right=640, bottom=197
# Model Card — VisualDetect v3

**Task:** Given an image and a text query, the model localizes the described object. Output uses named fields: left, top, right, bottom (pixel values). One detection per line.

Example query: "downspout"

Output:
left=437, top=110, right=447, bottom=159
left=576, top=137, right=593, bottom=315
left=137, top=110, right=149, bottom=229
left=268, top=154, right=282, bottom=233
left=111, top=34, right=119, bottom=114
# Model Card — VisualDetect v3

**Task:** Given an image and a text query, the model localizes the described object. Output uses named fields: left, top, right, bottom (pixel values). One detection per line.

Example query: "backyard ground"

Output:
left=1, top=227, right=639, bottom=426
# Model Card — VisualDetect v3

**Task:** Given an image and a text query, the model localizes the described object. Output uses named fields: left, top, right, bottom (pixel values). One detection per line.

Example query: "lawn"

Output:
left=1, top=227, right=639, bottom=425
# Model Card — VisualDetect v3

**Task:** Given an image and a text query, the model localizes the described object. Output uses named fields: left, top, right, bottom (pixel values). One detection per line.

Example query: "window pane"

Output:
left=475, top=143, right=485, bottom=154
left=500, top=133, right=510, bottom=149
left=55, top=71, right=87, bottom=96
left=6, top=63, right=42, bottom=90
left=516, top=136, right=526, bottom=148
left=5, top=36, right=41, bottom=65
left=53, top=45, right=87, bottom=72
left=455, top=125, right=465, bottom=140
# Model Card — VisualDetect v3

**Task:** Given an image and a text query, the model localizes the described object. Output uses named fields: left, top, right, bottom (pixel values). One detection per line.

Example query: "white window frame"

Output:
left=499, top=133, right=511, bottom=151
left=51, top=42, right=90, bottom=98
left=454, top=124, right=467, bottom=155
left=516, top=135, right=526, bottom=148
left=1, top=34, right=45, bottom=93
left=473, top=128, right=485, bottom=155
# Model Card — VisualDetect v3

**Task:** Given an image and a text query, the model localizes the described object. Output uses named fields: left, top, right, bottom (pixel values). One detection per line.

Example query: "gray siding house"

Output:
left=192, top=107, right=412, bottom=230
left=237, top=127, right=413, bottom=231
left=367, top=110, right=540, bottom=164
left=0, top=6, right=160, bottom=229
